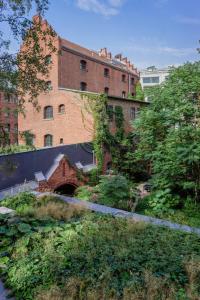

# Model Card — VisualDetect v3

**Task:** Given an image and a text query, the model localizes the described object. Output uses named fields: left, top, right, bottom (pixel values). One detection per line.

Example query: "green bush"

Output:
left=1, top=192, right=36, bottom=214
left=96, top=175, right=131, bottom=210
left=75, top=185, right=94, bottom=201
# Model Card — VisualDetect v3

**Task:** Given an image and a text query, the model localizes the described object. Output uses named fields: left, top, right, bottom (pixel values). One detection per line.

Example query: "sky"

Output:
left=3, top=0, right=200, bottom=70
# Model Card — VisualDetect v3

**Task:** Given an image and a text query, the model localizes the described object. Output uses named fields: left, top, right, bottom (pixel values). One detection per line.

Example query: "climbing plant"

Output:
left=81, top=93, right=142, bottom=178
left=81, top=93, right=112, bottom=172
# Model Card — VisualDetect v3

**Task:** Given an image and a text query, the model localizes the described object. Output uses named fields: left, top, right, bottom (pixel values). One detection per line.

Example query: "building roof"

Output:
left=61, top=38, right=139, bottom=77
left=0, top=142, right=93, bottom=191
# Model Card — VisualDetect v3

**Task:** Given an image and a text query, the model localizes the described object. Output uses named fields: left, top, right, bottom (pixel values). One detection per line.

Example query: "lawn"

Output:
left=0, top=193, right=200, bottom=300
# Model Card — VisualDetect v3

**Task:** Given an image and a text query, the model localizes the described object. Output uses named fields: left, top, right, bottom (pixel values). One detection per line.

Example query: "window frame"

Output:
left=44, top=134, right=53, bottom=147
left=122, top=91, right=126, bottom=98
left=44, top=106, right=53, bottom=119
left=122, top=74, right=126, bottom=82
left=80, top=82, right=87, bottom=91
left=104, top=68, right=110, bottom=78
left=80, top=60, right=87, bottom=71
left=58, top=104, right=65, bottom=114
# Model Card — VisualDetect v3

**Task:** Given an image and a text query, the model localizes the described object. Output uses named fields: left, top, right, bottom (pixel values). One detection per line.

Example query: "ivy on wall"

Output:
left=81, top=93, right=125, bottom=173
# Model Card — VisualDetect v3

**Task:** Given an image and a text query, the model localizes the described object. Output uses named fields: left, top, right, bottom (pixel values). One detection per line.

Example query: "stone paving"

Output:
left=0, top=280, right=14, bottom=300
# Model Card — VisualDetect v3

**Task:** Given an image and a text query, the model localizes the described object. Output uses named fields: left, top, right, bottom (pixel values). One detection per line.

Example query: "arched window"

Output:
left=122, top=74, right=126, bottom=82
left=58, top=104, right=65, bottom=114
left=104, top=87, right=109, bottom=95
left=104, top=68, right=109, bottom=77
left=80, top=60, right=87, bottom=70
left=44, top=106, right=53, bottom=119
left=44, top=134, right=53, bottom=147
left=131, top=77, right=134, bottom=85
left=122, top=91, right=126, bottom=98
left=80, top=82, right=87, bottom=91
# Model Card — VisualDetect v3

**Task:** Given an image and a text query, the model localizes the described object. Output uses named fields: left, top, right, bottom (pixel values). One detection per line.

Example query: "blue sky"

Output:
left=3, top=0, right=200, bottom=70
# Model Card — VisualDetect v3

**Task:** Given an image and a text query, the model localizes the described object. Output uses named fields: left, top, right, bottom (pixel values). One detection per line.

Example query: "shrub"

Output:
left=1, top=192, right=36, bottom=214
left=96, top=175, right=137, bottom=211
left=75, top=185, right=95, bottom=201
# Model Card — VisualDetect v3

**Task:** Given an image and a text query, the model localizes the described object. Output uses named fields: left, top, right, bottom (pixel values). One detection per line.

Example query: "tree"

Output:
left=135, top=82, right=145, bottom=101
left=0, top=0, right=56, bottom=147
left=134, top=62, right=200, bottom=209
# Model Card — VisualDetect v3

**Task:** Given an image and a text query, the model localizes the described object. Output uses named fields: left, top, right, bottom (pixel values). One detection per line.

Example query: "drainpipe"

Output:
left=128, top=73, right=131, bottom=94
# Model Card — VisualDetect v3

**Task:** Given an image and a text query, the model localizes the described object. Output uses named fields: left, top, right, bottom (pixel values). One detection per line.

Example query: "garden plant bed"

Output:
left=0, top=193, right=200, bottom=299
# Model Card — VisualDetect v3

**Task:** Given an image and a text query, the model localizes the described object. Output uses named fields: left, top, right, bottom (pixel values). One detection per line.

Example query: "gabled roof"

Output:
left=0, top=143, right=93, bottom=191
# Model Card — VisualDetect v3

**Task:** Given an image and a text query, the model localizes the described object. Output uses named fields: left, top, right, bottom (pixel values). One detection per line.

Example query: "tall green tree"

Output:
left=134, top=62, right=200, bottom=208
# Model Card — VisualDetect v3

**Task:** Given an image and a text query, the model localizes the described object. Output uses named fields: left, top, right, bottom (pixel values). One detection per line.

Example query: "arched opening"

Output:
left=54, top=183, right=77, bottom=196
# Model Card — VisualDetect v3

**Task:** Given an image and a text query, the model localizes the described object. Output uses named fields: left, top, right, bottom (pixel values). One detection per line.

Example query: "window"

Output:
left=58, top=104, right=65, bottom=114
left=44, top=106, right=53, bottom=119
left=122, top=74, right=126, bottom=82
left=107, top=105, right=114, bottom=121
left=122, top=91, right=126, bottom=98
left=45, top=55, right=52, bottom=64
left=104, top=87, right=109, bottom=95
left=130, top=107, right=136, bottom=120
left=60, top=138, right=64, bottom=144
left=104, top=68, right=109, bottom=78
left=46, top=81, right=52, bottom=90
left=4, top=124, right=10, bottom=133
left=143, top=77, right=159, bottom=84
left=131, top=93, right=135, bottom=97
left=4, top=109, right=10, bottom=118
left=80, top=82, right=87, bottom=91
left=44, top=134, right=53, bottom=147
left=131, top=77, right=134, bottom=85
left=80, top=60, right=87, bottom=71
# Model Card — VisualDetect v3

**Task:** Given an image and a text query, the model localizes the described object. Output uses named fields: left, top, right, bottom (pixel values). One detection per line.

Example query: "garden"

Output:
left=1, top=192, right=200, bottom=300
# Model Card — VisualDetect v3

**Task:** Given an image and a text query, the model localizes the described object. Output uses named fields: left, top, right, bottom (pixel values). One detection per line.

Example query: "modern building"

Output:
left=18, top=17, right=146, bottom=148
left=0, top=92, right=18, bottom=146
left=140, top=66, right=171, bottom=89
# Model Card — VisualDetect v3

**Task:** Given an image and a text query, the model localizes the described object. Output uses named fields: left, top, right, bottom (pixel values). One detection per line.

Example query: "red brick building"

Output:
left=0, top=92, right=18, bottom=146
left=18, top=17, right=144, bottom=148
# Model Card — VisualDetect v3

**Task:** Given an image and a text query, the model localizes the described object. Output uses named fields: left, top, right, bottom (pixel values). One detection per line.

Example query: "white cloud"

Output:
left=75, top=0, right=124, bottom=16
left=176, top=16, right=200, bottom=25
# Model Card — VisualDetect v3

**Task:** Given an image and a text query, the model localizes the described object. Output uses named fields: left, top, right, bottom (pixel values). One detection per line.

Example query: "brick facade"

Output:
left=36, top=154, right=86, bottom=192
left=0, top=92, right=18, bottom=145
left=18, top=17, right=144, bottom=149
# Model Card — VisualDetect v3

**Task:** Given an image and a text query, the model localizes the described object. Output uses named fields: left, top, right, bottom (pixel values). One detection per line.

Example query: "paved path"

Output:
left=0, top=280, right=14, bottom=300
left=36, top=192, right=200, bottom=236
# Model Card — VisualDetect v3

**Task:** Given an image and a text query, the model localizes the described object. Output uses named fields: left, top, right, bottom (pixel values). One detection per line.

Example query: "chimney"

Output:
left=115, top=53, right=122, bottom=61
left=122, top=57, right=128, bottom=64
left=107, top=52, right=112, bottom=60
left=99, top=48, right=107, bottom=57
left=126, top=61, right=131, bottom=68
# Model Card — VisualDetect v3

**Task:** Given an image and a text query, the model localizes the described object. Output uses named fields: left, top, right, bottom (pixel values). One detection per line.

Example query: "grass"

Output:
left=1, top=193, right=200, bottom=299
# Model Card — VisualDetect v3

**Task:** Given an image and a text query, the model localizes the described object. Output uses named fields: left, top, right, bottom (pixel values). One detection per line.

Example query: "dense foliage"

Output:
left=76, top=174, right=139, bottom=211
left=1, top=193, right=200, bottom=300
left=0, top=143, right=35, bottom=154
left=135, top=62, right=200, bottom=211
